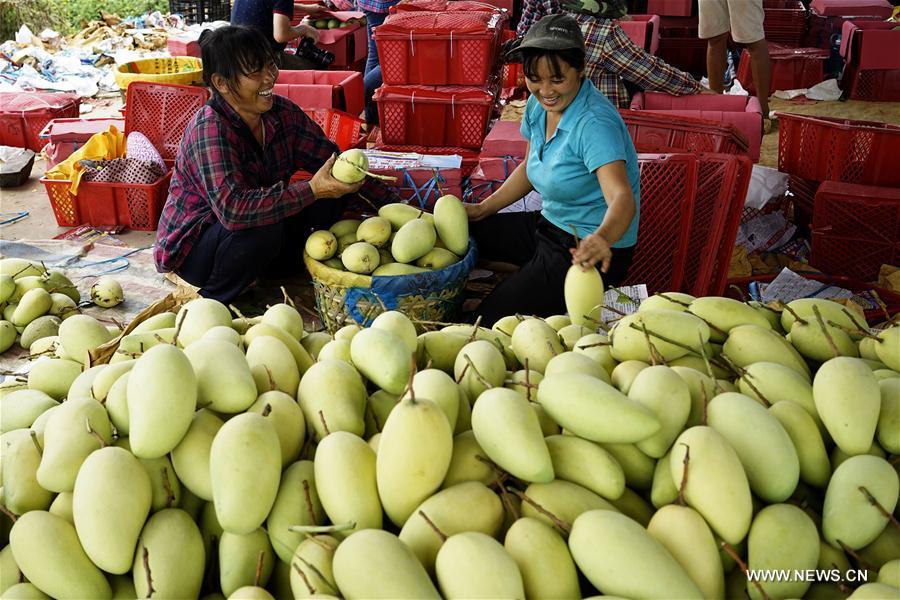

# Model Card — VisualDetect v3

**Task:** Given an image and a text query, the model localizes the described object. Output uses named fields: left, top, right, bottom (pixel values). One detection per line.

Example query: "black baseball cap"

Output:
left=504, top=14, right=585, bottom=61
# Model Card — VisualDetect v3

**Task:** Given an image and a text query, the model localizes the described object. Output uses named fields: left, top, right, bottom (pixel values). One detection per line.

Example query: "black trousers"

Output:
left=471, top=212, right=634, bottom=327
left=176, top=199, right=343, bottom=304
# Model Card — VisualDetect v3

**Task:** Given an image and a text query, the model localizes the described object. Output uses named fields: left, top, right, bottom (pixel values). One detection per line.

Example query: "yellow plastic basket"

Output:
left=304, top=240, right=477, bottom=334
left=115, top=57, right=204, bottom=91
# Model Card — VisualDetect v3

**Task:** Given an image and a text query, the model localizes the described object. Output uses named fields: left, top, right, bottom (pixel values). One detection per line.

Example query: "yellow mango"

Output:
left=564, top=264, right=604, bottom=327
left=400, top=369, right=459, bottom=431
left=246, top=335, right=300, bottom=397
left=688, top=296, right=772, bottom=343
left=638, top=292, right=695, bottom=312
left=332, top=529, right=440, bottom=599
left=2, top=429, right=53, bottom=515
left=874, top=326, right=899, bottom=371
left=537, top=372, right=660, bottom=443
left=132, top=508, right=205, bottom=599
left=878, top=378, right=900, bottom=454
left=0, top=390, right=57, bottom=433
left=26, top=358, right=81, bottom=401
left=505, top=369, right=543, bottom=403
left=609, top=359, right=650, bottom=394
left=669, top=426, right=753, bottom=545
left=569, top=509, right=703, bottom=599
left=127, top=343, right=197, bottom=458
left=814, top=357, right=881, bottom=456
left=210, top=413, right=282, bottom=534
left=433, top=194, right=469, bottom=256
left=781, top=298, right=869, bottom=340
left=314, top=431, right=382, bottom=534
left=10, top=511, right=111, bottom=599
left=573, top=332, right=616, bottom=375
left=131, top=311, right=177, bottom=334
left=441, top=430, right=496, bottom=488
left=738, top=361, right=819, bottom=424
left=418, top=331, right=468, bottom=373
left=72, top=447, right=152, bottom=574
left=398, top=482, right=503, bottom=574
left=647, top=505, right=725, bottom=600
left=708, top=392, right=799, bottom=502
left=471, top=387, right=553, bottom=483
left=510, top=317, right=564, bottom=374
left=391, top=218, right=436, bottom=263
left=11, top=288, right=52, bottom=328
left=823, top=455, right=899, bottom=550
left=243, top=323, right=314, bottom=375
left=546, top=434, right=625, bottom=499
left=544, top=350, right=611, bottom=382
left=170, top=409, right=223, bottom=501
left=651, top=451, right=678, bottom=508
left=219, top=528, right=275, bottom=596
left=297, top=360, right=366, bottom=441
left=90, top=359, right=134, bottom=402
left=300, top=330, right=332, bottom=360
left=371, top=310, right=417, bottom=354
left=747, top=503, right=820, bottom=600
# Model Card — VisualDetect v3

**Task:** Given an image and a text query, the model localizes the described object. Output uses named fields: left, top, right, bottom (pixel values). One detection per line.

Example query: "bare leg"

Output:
left=746, top=38, right=771, bottom=117
left=706, top=32, right=730, bottom=92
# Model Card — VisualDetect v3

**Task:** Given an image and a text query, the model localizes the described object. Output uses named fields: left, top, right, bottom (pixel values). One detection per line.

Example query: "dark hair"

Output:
left=520, top=47, right=586, bottom=79
left=199, top=26, right=277, bottom=96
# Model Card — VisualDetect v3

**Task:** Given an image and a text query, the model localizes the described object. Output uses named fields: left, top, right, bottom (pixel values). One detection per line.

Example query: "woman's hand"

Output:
left=310, top=154, right=364, bottom=199
left=570, top=232, right=613, bottom=273
left=465, top=201, right=494, bottom=222
left=295, top=23, right=320, bottom=42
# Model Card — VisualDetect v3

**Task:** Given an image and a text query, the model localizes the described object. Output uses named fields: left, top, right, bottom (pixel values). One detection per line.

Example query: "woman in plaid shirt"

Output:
left=516, top=0, right=705, bottom=107
left=154, top=26, right=398, bottom=303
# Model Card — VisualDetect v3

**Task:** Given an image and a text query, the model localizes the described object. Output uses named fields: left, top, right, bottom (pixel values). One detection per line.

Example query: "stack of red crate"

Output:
left=657, top=17, right=707, bottom=77
left=762, top=0, right=807, bottom=47
left=804, top=0, right=893, bottom=49
left=839, top=20, right=900, bottom=102
left=371, top=2, right=506, bottom=154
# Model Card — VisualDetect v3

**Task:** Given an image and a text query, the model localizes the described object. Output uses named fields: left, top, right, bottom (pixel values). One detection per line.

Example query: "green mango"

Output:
left=544, top=351, right=610, bottom=382
left=0, top=544, right=22, bottom=595
left=26, top=358, right=81, bottom=401
left=609, top=359, right=650, bottom=394
left=133, top=508, right=205, bottom=599
left=350, top=327, right=412, bottom=395
left=738, top=361, right=819, bottom=425
left=219, top=528, right=275, bottom=597
left=671, top=365, right=718, bottom=428
left=453, top=340, right=507, bottom=401
left=42, top=271, right=78, bottom=303
left=441, top=430, right=496, bottom=489
left=174, top=297, right=233, bottom=347
left=48, top=491, right=73, bottom=524
left=509, top=318, right=564, bottom=374
left=435, top=532, right=524, bottom=599
left=297, top=360, right=366, bottom=441
left=569, top=509, right=703, bottom=599
left=877, top=378, right=900, bottom=454
left=299, top=331, right=332, bottom=360
left=418, top=331, right=470, bottom=374
left=669, top=426, right=753, bottom=545
left=289, top=535, right=339, bottom=599
left=611, top=309, right=710, bottom=363
left=115, top=438, right=181, bottom=513
left=210, top=413, right=281, bottom=534
left=780, top=298, right=868, bottom=340
left=332, top=529, right=440, bottom=599
left=723, top=324, right=811, bottom=380
left=546, top=434, right=625, bottom=500
left=398, top=482, right=503, bottom=575
left=504, top=517, right=580, bottom=599
left=628, top=365, right=691, bottom=458
left=2, top=429, right=53, bottom=515
left=57, top=314, right=113, bottom=364
left=185, top=338, right=257, bottom=413
left=823, top=455, right=899, bottom=550
left=9, top=511, right=111, bottom=599
left=72, top=447, right=152, bottom=574
left=313, top=431, right=382, bottom=535
left=246, top=335, right=300, bottom=397
left=520, top=480, right=617, bottom=537
left=36, top=396, right=112, bottom=493
left=400, top=369, right=459, bottom=431
left=651, top=451, right=678, bottom=509
left=247, top=391, right=306, bottom=467
left=874, top=326, right=899, bottom=371
left=19, top=316, right=60, bottom=351
left=769, top=400, right=831, bottom=488
left=105, top=371, right=130, bottom=435
left=11, top=286, right=50, bottom=325
left=573, top=332, right=616, bottom=376
left=689, top=296, right=773, bottom=342
left=814, top=357, right=880, bottom=456
left=0, top=320, right=16, bottom=353
left=647, top=505, right=725, bottom=600
left=1, top=582, right=50, bottom=599
left=0, top=390, right=57, bottom=433
left=0, top=274, right=15, bottom=303
left=266, top=460, right=324, bottom=563
left=599, top=442, right=656, bottom=491
left=262, top=303, right=304, bottom=340
left=746, top=503, right=820, bottom=600
left=131, top=311, right=177, bottom=334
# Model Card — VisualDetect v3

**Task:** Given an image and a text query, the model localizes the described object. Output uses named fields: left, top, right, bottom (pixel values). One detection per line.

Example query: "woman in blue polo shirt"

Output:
left=467, top=13, right=640, bottom=327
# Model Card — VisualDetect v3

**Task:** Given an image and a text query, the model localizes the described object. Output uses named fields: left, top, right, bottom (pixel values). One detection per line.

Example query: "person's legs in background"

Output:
left=705, top=32, right=730, bottom=92
left=698, top=0, right=731, bottom=91
left=362, top=10, right=388, bottom=124
left=730, top=0, right=771, bottom=117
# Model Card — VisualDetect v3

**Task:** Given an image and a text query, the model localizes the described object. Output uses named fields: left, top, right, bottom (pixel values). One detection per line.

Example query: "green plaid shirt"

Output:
left=516, top=0, right=702, bottom=108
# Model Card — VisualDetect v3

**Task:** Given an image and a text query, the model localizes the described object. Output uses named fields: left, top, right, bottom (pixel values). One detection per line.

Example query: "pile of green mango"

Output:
left=305, top=196, right=469, bottom=276
left=0, top=290, right=898, bottom=600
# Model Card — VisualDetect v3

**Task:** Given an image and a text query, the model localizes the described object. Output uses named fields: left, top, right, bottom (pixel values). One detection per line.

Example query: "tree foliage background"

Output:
left=1, top=0, right=167, bottom=41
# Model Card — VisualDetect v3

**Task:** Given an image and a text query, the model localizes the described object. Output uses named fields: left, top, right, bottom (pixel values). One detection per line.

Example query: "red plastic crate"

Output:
left=619, top=110, right=749, bottom=156
left=305, top=108, right=367, bottom=150
left=657, top=35, right=707, bottom=76
left=374, top=85, right=495, bottom=149
left=726, top=273, right=900, bottom=322
left=682, top=153, right=753, bottom=296
left=623, top=153, right=699, bottom=293
left=629, top=92, right=762, bottom=161
left=646, top=0, right=691, bottom=17
left=810, top=0, right=892, bottom=16
left=763, top=0, right=807, bottom=47
left=167, top=34, right=201, bottom=57
left=785, top=174, right=820, bottom=230
left=841, top=65, right=900, bottom=102
left=616, top=15, right=661, bottom=54
left=0, top=92, right=80, bottom=152
left=810, top=181, right=900, bottom=282
left=391, top=0, right=505, bottom=14
left=776, top=113, right=900, bottom=187
left=274, top=70, right=364, bottom=118
left=291, top=12, right=368, bottom=68
left=39, top=82, right=209, bottom=230
left=374, top=11, right=504, bottom=86
left=39, top=117, right=126, bottom=168
left=736, top=45, right=829, bottom=94
left=840, top=20, right=900, bottom=71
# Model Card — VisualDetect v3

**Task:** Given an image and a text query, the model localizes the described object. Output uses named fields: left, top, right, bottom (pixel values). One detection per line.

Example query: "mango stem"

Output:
left=417, top=510, right=448, bottom=542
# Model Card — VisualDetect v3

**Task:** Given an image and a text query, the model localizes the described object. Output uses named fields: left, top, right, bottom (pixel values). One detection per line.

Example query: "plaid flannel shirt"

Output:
left=516, top=0, right=702, bottom=107
left=155, top=93, right=397, bottom=272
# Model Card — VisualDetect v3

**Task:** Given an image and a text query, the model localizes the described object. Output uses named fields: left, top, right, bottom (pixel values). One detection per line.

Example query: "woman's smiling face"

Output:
left=219, top=59, right=279, bottom=120
left=524, top=55, right=582, bottom=114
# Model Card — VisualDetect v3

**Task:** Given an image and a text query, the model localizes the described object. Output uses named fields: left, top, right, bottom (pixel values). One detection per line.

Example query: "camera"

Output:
left=294, top=37, right=335, bottom=69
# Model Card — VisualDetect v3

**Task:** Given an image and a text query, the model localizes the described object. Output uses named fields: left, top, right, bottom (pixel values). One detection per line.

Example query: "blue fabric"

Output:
left=362, top=9, right=389, bottom=124
left=520, top=78, right=640, bottom=247
left=231, top=0, right=295, bottom=53
left=341, top=238, right=478, bottom=326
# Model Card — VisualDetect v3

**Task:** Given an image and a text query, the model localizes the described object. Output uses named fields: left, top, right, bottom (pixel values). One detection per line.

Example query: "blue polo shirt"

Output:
left=521, top=78, right=640, bottom=248
left=231, top=0, right=294, bottom=53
